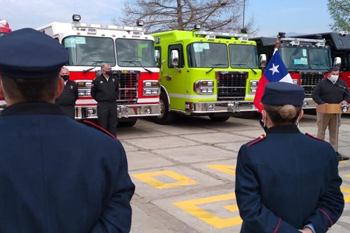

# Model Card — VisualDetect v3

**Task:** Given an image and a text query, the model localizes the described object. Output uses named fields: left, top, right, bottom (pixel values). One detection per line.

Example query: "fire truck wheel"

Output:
left=153, top=92, right=175, bottom=125
left=119, top=118, right=137, bottom=127
left=209, top=115, right=230, bottom=122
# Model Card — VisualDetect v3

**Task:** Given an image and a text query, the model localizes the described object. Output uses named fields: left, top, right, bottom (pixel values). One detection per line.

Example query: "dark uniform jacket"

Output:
left=0, top=102, right=135, bottom=233
left=55, top=80, right=78, bottom=107
left=91, top=75, right=119, bottom=102
left=235, top=125, right=344, bottom=233
left=312, top=78, right=350, bottom=104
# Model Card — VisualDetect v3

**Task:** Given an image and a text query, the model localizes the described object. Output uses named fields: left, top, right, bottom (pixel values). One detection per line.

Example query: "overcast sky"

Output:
left=2, top=0, right=333, bottom=36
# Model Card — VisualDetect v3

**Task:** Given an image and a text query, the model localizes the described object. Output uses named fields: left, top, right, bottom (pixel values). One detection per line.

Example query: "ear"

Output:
left=54, top=76, right=64, bottom=99
left=261, top=110, right=267, bottom=123
left=0, top=76, right=4, bottom=98
left=296, top=110, right=304, bottom=123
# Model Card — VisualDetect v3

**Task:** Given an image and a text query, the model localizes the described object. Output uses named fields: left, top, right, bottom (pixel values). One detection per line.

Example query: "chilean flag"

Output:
left=253, top=49, right=293, bottom=112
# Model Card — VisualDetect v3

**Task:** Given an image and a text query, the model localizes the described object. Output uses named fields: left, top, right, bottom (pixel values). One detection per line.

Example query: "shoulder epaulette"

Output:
left=83, top=120, right=117, bottom=139
left=247, top=134, right=265, bottom=147
left=305, top=133, right=325, bottom=142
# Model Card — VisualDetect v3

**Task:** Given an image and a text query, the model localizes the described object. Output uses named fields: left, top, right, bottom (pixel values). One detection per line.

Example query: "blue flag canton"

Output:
left=264, top=50, right=289, bottom=82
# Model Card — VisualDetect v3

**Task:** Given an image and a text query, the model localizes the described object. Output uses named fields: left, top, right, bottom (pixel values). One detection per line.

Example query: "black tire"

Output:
left=209, top=115, right=231, bottom=122
left=232, top=111, right=259, bottom=119
left=153, top=92, right=175, bottom=125
left=119, top=118, right=137, bottom=127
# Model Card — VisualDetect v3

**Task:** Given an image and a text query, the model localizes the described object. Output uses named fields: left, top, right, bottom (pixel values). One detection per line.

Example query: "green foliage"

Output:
left=328, top=0, right=350, bottom=31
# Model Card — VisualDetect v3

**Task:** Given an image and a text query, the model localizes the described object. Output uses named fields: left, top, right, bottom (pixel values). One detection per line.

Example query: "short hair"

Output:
left=1, top=75, right=59, bottom=102
left=100, top=63, right=109, bottom=71
left=328, top=66, right=339, bottom=73
left=264, top=104, right=302, bottom=125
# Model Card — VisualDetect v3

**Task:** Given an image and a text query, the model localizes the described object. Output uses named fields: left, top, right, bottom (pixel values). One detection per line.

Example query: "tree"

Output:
left=328, top=0, right=350, bottom=31
left=116, top=0, right=257, bottom=34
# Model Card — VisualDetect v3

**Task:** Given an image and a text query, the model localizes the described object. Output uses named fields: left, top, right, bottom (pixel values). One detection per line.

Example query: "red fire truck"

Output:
left=36, top=15, right=161, bottom=126
left=293, top=32, right=350, bottom=90
left=0, top=19, right=11, bottom=37
left=253, top=34, right=332, bottom=109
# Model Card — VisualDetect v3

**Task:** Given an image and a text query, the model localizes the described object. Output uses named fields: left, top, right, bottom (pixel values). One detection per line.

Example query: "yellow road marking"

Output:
left=173, top=193, right=242, bottom=229
left=132, top=170, right=198, bottom=189
left=207, top=165, right=236, bottom=176
left=341, top=186, right=350, bottom=203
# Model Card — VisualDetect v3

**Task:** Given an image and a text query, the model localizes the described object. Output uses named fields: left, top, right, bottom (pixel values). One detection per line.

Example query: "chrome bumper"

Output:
left=75, top=103, right=161, bottom=119
left=302, top=98, right=317, bottom=109
left=185, top=101, right=257, bottom=114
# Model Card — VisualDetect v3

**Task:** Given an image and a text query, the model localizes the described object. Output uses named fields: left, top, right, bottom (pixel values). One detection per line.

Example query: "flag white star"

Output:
left=269, top=63, right=280, bottom=75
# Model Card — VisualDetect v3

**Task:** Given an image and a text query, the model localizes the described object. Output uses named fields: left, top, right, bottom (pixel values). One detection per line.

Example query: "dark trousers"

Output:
left=97, top=101, right=118, bottom=136
left=60, top=106, right=75, bottom=120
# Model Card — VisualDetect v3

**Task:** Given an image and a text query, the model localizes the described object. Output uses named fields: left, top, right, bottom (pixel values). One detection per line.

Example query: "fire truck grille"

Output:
left=216, top=72, right=247, bottom=101
left=118, top=72, right=138, bottom=104
left=300, top=72, right=325, bottom=97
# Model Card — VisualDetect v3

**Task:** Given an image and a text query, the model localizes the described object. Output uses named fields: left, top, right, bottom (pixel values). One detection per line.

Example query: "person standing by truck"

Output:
left=91, top=64, right=119, bottom=136
left=312, top=66, right=350, bottom=161
left=55, top=67, right=78, bottom=119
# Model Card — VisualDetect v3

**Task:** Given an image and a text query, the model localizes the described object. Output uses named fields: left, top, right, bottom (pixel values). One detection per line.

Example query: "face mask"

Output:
left=106, top=71, right=113, bottom=76
left=61, top=75, right=69, bottom=81
left=329, top=75, right=339, bottom=83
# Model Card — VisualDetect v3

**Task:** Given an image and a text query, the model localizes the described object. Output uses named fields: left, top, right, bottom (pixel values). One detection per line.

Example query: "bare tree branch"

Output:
left=114, top=0, right=258, bottom=34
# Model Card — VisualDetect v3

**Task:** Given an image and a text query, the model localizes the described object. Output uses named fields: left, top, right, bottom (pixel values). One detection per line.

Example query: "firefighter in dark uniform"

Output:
left=235, top=82, right=344, bottom=233
left=55, top=67, right=78, bottom=119
left=0, top=28, right=134, bottom=232
left=91, top=64, right=119, bottom=136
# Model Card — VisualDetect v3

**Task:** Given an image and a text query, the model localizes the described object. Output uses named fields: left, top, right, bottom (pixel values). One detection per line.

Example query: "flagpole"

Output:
left=243, top=0, right=246, bottom=28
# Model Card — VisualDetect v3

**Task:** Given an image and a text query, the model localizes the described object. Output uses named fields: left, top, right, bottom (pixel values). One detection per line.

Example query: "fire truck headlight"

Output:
left=143, top=81, right=160, bottom=96
left=194, top=80, right=214, bottom=95
left=250, top=80, right=258, bottom=94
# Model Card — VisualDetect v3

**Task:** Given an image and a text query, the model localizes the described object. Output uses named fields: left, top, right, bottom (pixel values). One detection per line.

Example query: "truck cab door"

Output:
left=162, top=44, right=187, bottom=111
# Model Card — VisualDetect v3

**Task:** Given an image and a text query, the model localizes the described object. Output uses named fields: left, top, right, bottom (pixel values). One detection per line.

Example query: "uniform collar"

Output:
left=1, top=102, right=66, bottom=116
left=266, top=124, right=300, bottom=134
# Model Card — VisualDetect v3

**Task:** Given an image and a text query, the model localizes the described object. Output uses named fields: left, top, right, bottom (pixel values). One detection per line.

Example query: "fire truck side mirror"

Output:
left=334, top=57, right=341, bottom=68
left=259, top=54, right=267, bottom=68
left=171, top=50, right=179, bottom=67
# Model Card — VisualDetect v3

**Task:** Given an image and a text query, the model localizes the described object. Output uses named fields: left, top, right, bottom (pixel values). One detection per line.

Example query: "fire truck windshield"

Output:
left=280, top=47, right=331, bottom=70
left=187, top=43, right=229, bottom=68
left=229, top=44, right=258, bottom=68
left=309, top=48, right=331, bottom=70
left=116, top=39, right=156, bottom=67
left=63, top=36, right=116, bottom=66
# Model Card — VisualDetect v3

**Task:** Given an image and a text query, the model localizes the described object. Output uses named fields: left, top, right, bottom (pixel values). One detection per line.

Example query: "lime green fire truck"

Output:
left=152, top=28, right=262, bottom=124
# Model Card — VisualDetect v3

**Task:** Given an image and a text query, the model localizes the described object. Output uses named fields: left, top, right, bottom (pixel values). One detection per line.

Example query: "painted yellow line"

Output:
left=132, top=170, right=198, bottom=189
left=207, top=165, right=236, bottom=176
left=341, top=186, right=350, bottom=203
left=173, top=193, right=242, bottom=229
left=345, top=174, right=350, bottom=178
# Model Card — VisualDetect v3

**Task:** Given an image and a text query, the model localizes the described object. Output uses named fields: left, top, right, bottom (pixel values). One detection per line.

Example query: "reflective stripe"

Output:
left=76, top=99, right=97, bottom=104
left=137, top=98, right=159, bottom=103
left=169, top=93, right=217, bottom=99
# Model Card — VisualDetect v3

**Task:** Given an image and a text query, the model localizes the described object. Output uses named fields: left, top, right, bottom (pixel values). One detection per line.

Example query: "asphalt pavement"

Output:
left=118, top=113, right=350, bottom=233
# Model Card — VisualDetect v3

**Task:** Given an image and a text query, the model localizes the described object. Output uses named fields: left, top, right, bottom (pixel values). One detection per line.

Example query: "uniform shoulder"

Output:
left=246, top=134, right=266, bottom=147
left=338, top=79, right=348, bottom=86
left=305, top=133, right=326, bottom=142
